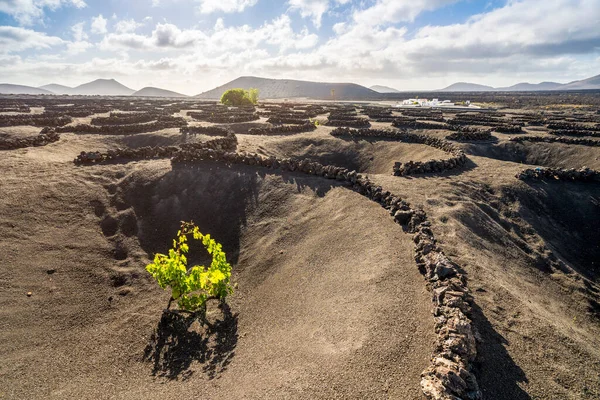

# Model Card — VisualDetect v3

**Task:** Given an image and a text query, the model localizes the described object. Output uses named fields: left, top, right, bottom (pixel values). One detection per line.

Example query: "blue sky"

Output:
left=0, top=0, right=598, bottom=95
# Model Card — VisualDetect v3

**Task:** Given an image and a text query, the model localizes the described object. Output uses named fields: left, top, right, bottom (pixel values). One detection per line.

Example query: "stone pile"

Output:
left=516, top=167, right=599, bottom=182
left=493, top=124, right=523, bottom=133
left=549, top=129, right=600, bottom=138
left=448, top=114, right=515, bottom=127
left=392, top=119, right=450, bottom=130
left=73, top=132, right=237, bottom=164
left=0, top=127, right=60, bottom=150
left=400, top=109, right=445, bottom=122
left=510, top=135, right=600, bottom=147
left=266, top=116, right=311, bottom=125
left=58, top=116, right=187, bottom=135
left=91, top=113, right=157, bottom=126
left=247, top=122, right=316, bottom=136
left=180, top=126, right=230, bottom=136
left=0, top=114, right=72, bottom=127
left=446, top=127, right=493, bottom=141
left=414, top=224, right=481, bottom=400
left=547, top=122, right=600, bottom=132
left=325, top=118, right=371, bottom=128
left=188, top=111, right=259, bottom=124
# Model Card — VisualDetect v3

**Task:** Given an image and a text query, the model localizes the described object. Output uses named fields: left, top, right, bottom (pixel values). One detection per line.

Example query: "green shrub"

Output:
left=146, top=221, right=233, bottom=314
left=248, top=88, right=259, bottom=105
left=220, top=88, right=258, bottom=106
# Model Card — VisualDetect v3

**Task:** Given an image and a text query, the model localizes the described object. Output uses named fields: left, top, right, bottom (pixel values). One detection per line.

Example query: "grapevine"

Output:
left=146, top=221, right=233, bottom=316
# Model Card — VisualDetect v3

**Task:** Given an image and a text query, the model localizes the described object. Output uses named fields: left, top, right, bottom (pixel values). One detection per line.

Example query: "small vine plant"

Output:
left=146, top=221, right=233, bottom=315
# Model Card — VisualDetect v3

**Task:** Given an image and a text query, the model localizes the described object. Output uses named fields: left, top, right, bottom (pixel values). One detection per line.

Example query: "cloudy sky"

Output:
left=0, top=0, right=599, bottom=95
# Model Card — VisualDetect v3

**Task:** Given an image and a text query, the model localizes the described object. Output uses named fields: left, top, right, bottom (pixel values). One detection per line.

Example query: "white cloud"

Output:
left=114, top=18, right=144, bottom=33
left=67, top=39, right=92, bottom=54
left=197, top=0, right=258, bottom=14
left=101, top=15, right=319, bottom=53
left=288, top=0, right=329, bottom=28
left=0, top=25, right=64, bottom=52
left=91, top=14, right=107, bottom=34
left=0, top=0, right=87, bottom=25
left=353, top=0, right=459, bottom=26
left=71, top=21, right=87, bottom=41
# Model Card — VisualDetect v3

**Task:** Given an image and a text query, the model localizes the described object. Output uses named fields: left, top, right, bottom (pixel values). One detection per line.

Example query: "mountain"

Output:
left=0, top=84, right=53, bottom=95
left=131, top=87, right=187, bottom=97
left=39, top=84, right=73, bottom=95
left=370, top=85, right=401, bottom=93
left=440, top=82, right=496, bottom=92
left=440, top=74, right=600, bottom=92
left=196, top=76, right=379, bottom=100
left=496, top=82, right=562, bottom=91
left=560, top=74, right=600, bottom=90
left=69, top=79, right=135, bottom=96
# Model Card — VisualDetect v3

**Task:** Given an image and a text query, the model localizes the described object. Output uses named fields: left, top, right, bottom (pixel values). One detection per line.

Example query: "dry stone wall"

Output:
left=57, top=116, right=187, bottom=135
left=517, top=167, right=599, bottom=182
left=446, top=127, right=493, bottom=141
left=510, top=135, right=600, bottom=147
left=247, top=122, right=316, bottom=136
left=330, top=127, right=468, bottom=176
left=0, top=127, right=59, bottom=150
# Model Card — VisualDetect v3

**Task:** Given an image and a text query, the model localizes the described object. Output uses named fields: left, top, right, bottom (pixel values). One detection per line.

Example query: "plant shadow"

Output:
left=143, top=302, right=238, bottom=381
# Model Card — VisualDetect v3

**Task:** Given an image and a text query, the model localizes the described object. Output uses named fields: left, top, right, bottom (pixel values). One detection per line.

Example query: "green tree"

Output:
left=248, top=88, right=259, bottom=104
left=220, top=88, right=254, bottom=106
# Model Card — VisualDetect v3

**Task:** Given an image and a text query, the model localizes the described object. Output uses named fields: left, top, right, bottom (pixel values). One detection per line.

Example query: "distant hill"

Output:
left=560, top=74, right=600, bottom=90
left=0, top=84, right=53, bottom=95
left=39, top=84, right=73, bottom=95
left=496, top=82, right=562, bottom=91
left=69, top=79, right=135, bottom=96
left=131, top=87, right=187, bottom=97
left=440, top=82, right=495, bottom=92
left=196, top=76, right=379, bottom=100
left=441, top=74, right=600, bottom=92
left=370, top=85, right=401, bottom=93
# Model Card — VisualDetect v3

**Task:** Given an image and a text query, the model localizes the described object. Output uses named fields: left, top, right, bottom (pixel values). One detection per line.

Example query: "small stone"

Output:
left=394, top=210, right=413, bottom=225
left=27, top=291, right=32, bottom=297
left=47, top=268, right=56, bottom=275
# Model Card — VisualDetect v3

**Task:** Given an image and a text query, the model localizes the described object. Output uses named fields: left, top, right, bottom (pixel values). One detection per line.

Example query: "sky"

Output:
left=0, top=0, right=599, bottom=95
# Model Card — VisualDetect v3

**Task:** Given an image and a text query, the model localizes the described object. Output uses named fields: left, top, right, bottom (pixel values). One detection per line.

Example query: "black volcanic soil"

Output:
left=1, top=97, right=600, bottom=399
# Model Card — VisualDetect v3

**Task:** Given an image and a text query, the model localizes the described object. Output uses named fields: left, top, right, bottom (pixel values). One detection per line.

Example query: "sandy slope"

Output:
left=0, top=133, right=434, bottom=399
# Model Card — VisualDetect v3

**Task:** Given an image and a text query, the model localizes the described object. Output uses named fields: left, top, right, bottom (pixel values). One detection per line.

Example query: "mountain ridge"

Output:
left=440, top=74, right=600, bottom=91
left=131, top=87, right=187, bottom=97
left=370, top=85, right=401, bottom=93
left=196, top=76, right=380, bottom=100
